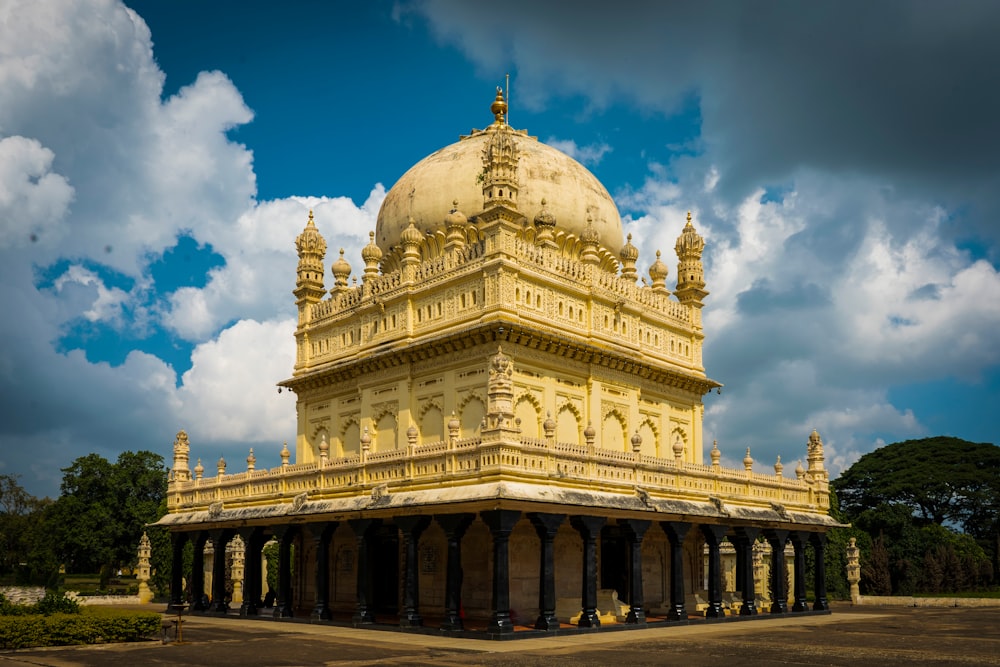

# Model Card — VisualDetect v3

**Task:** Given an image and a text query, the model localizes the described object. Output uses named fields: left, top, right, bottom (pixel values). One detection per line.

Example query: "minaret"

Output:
left=674, top=211, right=708, bottom=311
left=294, top=210, right=327, bottom=323
left=481, top=88, right=519, bottom=211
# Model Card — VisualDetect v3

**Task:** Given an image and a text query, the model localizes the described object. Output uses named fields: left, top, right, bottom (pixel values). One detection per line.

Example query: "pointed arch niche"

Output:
left=638, top=418, right=658, bottom=458
left=602, top=409, right=627, bottom=451
left=514, top=394, right=541, bottom=439
left=556, top=403, right=581, bottom=444
left=419, top=401, right=444, bottom=445
left=341, top=419, right=360, bottom=457
left=458, top=393, right=485, bottom=439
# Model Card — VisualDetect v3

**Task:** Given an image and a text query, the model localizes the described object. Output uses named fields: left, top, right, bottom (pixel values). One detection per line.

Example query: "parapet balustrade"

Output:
left=168, top=432, right=826, bottom=515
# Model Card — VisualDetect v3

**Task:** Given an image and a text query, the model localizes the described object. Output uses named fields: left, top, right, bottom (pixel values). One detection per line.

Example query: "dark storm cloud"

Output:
left=736, top=279, right=830, bottom=315
left=414, top=0, right=1000, bottom=246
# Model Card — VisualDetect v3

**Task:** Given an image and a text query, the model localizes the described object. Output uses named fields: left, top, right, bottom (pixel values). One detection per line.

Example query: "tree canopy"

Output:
left=832, top=436, right=999, bottom=595
left=48, top=451, right=167, bottom=574
left=832, top=436, right=1000, bottom=529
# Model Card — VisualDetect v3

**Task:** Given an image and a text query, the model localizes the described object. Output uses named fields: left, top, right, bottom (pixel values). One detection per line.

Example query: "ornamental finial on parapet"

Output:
left=172, top=430, right=191, bottom=482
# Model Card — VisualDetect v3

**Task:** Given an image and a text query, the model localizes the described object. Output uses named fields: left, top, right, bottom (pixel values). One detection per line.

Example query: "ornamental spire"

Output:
left=294, top=210, right=327, bottom=306
left=482, top=89, right=519, bottom=210
left=674, top=211, right=708, bottom=307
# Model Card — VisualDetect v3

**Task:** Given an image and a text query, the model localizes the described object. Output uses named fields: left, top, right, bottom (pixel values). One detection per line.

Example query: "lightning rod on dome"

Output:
left=505, top=72, right=510, bottom=125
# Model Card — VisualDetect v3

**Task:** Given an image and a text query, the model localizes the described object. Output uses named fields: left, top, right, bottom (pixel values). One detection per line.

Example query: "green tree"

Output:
left=48, top=451, right=167, bottom=576
left=0, top=475, right=39, bottom=577
left=833, top=437, right=1000, bottom=528
left=833, top=436, right=999, bottom=594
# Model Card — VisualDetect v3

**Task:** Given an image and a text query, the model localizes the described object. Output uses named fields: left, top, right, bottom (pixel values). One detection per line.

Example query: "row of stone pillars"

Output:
left=169, top=514, right=829, bottom=634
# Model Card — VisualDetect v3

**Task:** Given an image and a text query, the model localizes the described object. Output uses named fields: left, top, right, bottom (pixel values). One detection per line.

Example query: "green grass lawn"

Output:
left=61, top=574, right=136, bottom=596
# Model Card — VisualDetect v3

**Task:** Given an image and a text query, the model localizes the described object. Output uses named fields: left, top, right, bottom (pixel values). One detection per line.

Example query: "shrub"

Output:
left=0, top=607, right=160, bottom=649
left=35, top=590, right=80, bottom=615
left=0, top=590, right=79, bottom=616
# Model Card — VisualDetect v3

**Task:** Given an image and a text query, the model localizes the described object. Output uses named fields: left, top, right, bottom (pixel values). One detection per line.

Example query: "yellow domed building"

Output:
left=158, top=90, right=838, bottom=635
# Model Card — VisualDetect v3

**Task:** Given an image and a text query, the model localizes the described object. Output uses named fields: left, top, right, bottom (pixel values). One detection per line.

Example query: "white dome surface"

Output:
left=376, top=127, right=623, bottom=255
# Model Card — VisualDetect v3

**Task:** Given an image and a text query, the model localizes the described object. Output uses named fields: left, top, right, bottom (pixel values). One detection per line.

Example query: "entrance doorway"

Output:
left=370, top=525, right=399, bottom=615
left=600, top=525, right=628, bottom=602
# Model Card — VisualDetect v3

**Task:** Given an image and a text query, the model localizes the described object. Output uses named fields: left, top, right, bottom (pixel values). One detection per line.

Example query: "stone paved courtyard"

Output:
left=1, top=603, right=998, bottom=666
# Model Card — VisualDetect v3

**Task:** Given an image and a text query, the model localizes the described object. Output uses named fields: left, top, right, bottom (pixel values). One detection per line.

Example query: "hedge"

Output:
left=0, top=607, right=160, bottom=649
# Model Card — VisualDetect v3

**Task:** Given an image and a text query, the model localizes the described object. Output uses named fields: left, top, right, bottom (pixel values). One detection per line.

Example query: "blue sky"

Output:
left=1, top=0, right=998, bottom=499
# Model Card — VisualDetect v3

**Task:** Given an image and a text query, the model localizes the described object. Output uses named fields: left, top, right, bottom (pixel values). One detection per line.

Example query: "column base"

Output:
left=577, top=611, right=601, bottom=628
left=487, top=614, right=514, bottom=634
left=534, top=613, right=559, bottom=631
left=311, top=606, right=332, bottom=621
left=440, top=614, right=464, bottom=632
left=208, top=601, right=229, bottom=614
left=625, top=608, right=647, bottom=624
left=352, top=610, right=375, bottom=626
left=239, top=602, right=259, bottom=617
left=704, top=603, right=724, bottom=618
left=399, top=612, right=423, bottom=628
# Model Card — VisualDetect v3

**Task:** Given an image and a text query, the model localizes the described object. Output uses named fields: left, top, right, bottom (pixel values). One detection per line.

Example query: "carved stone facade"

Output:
left=157, top=91, right=838, bottom=635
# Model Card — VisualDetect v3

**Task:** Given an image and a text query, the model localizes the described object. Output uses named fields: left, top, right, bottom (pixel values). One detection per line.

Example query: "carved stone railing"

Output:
left=168, top=435, right=828, bottom=517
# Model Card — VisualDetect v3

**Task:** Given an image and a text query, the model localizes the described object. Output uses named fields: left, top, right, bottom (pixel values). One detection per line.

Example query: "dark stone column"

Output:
left=528, top=512, right=565, bottom=631
left=309, top=522, right=338, bottom=621
left=348, top=518, right=378, bottom=625
left=570, top=515, right=606, bottom=628
left=208, top=529, right=233, bottom=613
left=435, top=513, right=474, bottom=631
left=272, top=525, right=297, bottom=618
left=764, top=529, right=789, bottom=614
left=190, top=532, right=209, bottom=611
left=620, top=519, right=651, bottom=624
left=395, top=515, right=431, bottom=628
left=167, top=532, right=188, bottom=611
left=810, top=532, right=830, bottom=611
left=734, top=533, right=745, bottom=594
left=238, top=527, right=264, bottom=617
left=700, top=525, right=728, bottom=618
left=789, top=532, right=809, bottom=612
left=481, top=510, right=521, bottom=635
left=734, top=526, right=760, bottom=615
left=660, top=521, right=691, bottom=621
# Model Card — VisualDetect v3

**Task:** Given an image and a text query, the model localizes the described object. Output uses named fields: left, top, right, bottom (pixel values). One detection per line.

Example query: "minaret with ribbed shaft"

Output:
left=294, top=210, right=327, bottom=324
left=481, top=88, right=519, bottom=211
left=674, top=212, right=708, bottom=308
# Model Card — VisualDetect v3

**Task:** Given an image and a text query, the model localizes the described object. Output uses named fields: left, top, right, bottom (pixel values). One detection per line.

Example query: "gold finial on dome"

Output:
left=491, top=86, right=508, bottom=125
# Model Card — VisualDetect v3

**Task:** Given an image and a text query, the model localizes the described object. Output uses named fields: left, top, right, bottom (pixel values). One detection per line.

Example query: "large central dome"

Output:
left=376, top=99, right=623, bottom=256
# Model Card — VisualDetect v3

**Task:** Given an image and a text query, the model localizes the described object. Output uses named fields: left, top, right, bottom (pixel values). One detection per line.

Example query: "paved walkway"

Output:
left=1, top=603, right=998, bottom=666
